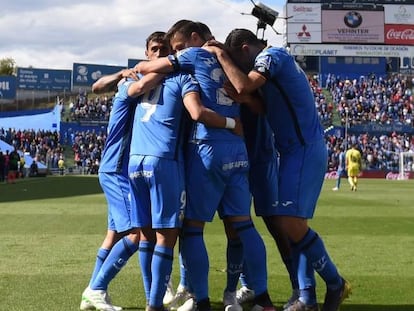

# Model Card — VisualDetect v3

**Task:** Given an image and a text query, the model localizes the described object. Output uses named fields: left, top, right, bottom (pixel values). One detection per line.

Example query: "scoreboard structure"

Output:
left=284, top=0, right=414, bottom=80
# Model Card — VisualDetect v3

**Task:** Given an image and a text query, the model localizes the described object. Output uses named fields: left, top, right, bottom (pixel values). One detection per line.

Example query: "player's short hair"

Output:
left=196, top=22, right=214, bottom=40
left=166, top=19, right=212, bottom=42
left=224, top=28, right=264, bottom=50
left=146, top=31, right=168, bottom=49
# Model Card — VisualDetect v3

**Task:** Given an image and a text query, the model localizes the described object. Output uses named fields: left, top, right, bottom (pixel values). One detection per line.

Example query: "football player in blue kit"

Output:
left=135, top=20, right=275, bottom=311
left=205, top=28, right=352, bottom=311
left=128, top=56, right=243, bottom=311
left=80, top=31, right=171, bottom=311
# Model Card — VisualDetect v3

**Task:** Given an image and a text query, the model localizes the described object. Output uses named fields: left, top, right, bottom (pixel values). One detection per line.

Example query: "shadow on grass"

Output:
left=0, top=175, right=102, bottom=203
left=341, top=305, right=414, bottom=311
left=104, top=304, right=414, bottom=311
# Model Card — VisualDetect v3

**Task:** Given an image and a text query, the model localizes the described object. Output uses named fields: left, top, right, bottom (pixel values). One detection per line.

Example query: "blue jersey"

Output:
left=254, top=47, right=324, bottom=153
left=240, top=105, right=277, bottom=164
left=130, top=73, right=199, bottom=159
left=240, top=105, right=279, bottom=217
left=171, top=47, right=242, bottom=142
left=99, top=80, right=137, bottom=174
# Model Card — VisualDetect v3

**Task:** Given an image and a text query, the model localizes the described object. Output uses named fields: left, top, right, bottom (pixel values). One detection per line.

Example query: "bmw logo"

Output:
left=344, top=11, right=362, bottom=28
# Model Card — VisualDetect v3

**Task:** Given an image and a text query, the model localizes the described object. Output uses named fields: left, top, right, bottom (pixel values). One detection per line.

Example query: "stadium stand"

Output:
left=1, top=74, right=413, bottom=177
left=327, top=73, right=413, bottom=126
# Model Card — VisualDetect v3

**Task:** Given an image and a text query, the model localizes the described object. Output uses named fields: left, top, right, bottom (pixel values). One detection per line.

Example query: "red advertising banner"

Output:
left=324, top=170, right=414, bottom=179
left=385, top=24, right=414, bottom=45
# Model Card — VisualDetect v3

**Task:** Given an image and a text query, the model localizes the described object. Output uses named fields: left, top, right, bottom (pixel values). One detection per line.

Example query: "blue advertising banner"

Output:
left=349, top=123, right=414, bottom=135
left=17, top=67, right=72, bottom=91
left=0, top=75, right=17, bottom=99
left=72, top=63, right=126, bottom=87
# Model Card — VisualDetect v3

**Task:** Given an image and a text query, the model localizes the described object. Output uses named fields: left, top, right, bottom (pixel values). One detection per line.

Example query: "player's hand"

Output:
left=132, top=62, right=143, bottom=74
left=202, top=44, right=222, bottom=56
left=224, top=82, right=265, bottom=114
left=121, top=69, right=139, bottom=81
left=203, top=39, right=228, bottom=56
left=204, top=39, right=226, bottom=50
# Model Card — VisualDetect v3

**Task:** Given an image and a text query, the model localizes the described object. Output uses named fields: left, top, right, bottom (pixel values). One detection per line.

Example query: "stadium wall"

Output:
left=325, top=170, right=414, bottom=180
left=0, top=105, right=61, bottom=132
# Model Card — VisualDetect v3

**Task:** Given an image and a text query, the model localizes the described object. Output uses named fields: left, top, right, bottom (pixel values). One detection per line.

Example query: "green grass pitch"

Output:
left=0, top=176, right=413, bottom=311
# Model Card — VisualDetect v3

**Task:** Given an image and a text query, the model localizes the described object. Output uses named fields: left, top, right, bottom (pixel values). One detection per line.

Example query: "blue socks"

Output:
left=149, top=245, right=174, bottom=308
left=294, top=228, right=342, bottom=304
left=232, top=220, right=268, bottom=296
left=139, top=240, right=155, bottom=302
left=180, top=226, right=209, bottom=302
left=91, top=237, right=139, bottom=290
left=297, top=252, right=316, bottom=305
left=225, top=239, right=244, bottom=292
left=178, top=251, right=190, bottom=290
left=89, top=248, right=110, bottom=286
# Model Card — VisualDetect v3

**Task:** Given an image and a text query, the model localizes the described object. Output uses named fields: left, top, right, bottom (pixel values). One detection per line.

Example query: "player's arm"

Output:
left=183, top=91, right=243, bottom=136
left=92, top=68, right=138, bottom=94
left=223, top=82, right=265, bottom=114
left=127, top=73, right=166, bottom=98
left=134, top=57, right=175, bottom=75
left=204, top=45, right=266, bottom=95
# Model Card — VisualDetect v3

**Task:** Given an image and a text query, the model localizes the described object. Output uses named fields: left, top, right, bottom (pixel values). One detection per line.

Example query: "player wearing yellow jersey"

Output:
left=345, top=143, right=362, bottom=191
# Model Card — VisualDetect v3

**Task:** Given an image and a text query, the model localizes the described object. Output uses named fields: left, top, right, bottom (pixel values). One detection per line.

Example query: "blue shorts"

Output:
left=276, top=139, right=327, bottom=219
left=185, top=141, right=251, bottom=222
left=249, top=158, right=279, bottom=217
left=128, top=155, right=185, bottom=229
left=98, top=172, right=132, bottom=233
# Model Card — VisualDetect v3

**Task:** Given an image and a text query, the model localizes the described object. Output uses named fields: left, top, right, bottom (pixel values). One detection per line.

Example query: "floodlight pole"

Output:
left=344, top=107, right=349, bottom=150
left=399, top=152, right=404, bottom=180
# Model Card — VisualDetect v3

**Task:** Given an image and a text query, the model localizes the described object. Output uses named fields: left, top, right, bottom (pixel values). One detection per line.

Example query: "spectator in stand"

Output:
left=4, top=150, right=9, bottom=182
left=0, top=151, right=5, bottom=182
left=19, top=156, right=26, bottom=178
left=29, top=160, right=39, bottom=177
left=8, top=147, right=20, bottom=183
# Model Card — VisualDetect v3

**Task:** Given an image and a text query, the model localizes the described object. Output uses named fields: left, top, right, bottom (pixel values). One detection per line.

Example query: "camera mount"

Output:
left=250, top=1, right=279, bottom=40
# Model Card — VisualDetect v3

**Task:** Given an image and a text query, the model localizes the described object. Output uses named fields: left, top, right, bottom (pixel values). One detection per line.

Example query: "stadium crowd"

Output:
left=67, top=90, right=113, bottom=122
left=70, top=129, right=106, bottom=174
left=0, top=127, right=107, bottom=176
left=311, top=75, right=335, bottom=127
left=326, top=73, right=413, bottom=126
left=324, top=73, right=414, bottom=172
left=0, top=127, right=63, bottom=169
left=326, top=132, right=414, bottom=171
left=1, top=74, right=413, bottom=178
